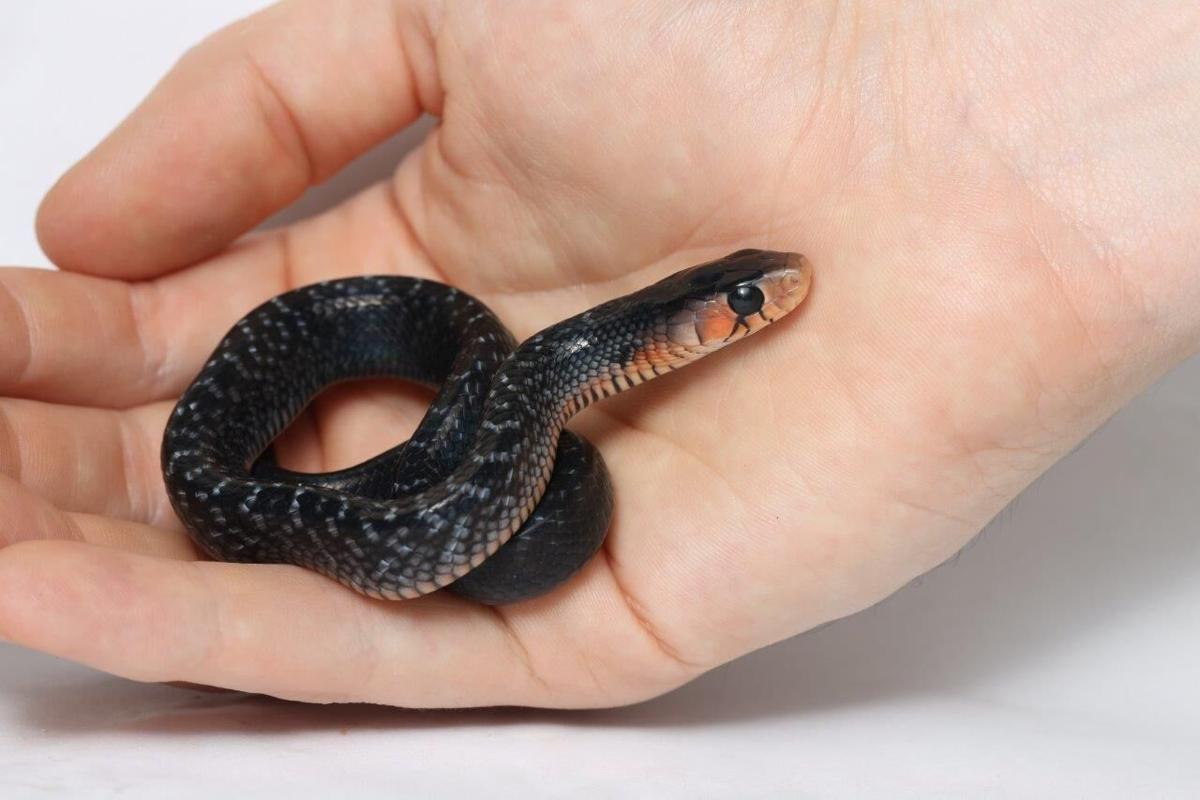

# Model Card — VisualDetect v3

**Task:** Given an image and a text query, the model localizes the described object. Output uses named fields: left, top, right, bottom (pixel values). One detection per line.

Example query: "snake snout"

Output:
left=765, top=252, right=812, bottom=315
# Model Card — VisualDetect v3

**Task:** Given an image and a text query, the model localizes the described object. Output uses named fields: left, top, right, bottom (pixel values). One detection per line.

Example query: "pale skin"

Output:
left=0, top=0, right=1197, bottom=707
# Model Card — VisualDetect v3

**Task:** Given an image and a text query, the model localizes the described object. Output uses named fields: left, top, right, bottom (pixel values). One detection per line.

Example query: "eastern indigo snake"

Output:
left=162, top=249, right=812, bottom=604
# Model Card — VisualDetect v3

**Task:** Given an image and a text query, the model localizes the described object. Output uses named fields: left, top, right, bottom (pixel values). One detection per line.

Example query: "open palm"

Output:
left=2, top=1, right=1196, bottom=707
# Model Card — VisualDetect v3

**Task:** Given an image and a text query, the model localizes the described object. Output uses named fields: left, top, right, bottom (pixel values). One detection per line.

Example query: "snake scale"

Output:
left=162, top=249, right=811, bottom=603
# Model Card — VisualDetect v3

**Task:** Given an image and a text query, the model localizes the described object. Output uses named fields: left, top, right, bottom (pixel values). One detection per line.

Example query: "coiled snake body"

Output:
left=162, top=249, right=811, bottom=603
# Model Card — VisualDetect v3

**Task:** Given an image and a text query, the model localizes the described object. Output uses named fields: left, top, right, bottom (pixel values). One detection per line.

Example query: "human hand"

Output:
left=2, top=1, right=1197, bottom=707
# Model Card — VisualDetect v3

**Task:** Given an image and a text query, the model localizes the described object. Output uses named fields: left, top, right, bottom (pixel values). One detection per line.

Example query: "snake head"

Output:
left=537, top=249, right=812, bottom=405
left=658, top=249, right=812, bottom=354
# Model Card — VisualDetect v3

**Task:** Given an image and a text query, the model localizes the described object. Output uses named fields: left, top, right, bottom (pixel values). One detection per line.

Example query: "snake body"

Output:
left=162, top=249, right=811, bottom=603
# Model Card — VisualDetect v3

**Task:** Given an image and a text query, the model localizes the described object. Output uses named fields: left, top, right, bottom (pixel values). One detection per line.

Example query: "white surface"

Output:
left=2, top=4, right=1198, bottom=798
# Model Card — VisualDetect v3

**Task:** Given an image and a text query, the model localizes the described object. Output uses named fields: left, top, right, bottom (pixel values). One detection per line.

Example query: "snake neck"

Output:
left=431, top=300, right=666, bottom=552
left=514, top=295, right=708, bottom=422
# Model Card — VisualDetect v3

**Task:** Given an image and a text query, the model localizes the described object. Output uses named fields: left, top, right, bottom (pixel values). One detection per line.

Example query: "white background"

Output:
left=2, top=3, right=1198, bottom=798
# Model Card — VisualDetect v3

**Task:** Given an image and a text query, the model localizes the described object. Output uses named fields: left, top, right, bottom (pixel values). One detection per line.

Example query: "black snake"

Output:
left=161, top=249, right=811, bottom=603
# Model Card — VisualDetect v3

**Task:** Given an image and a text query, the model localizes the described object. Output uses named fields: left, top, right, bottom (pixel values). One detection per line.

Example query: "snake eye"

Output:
left=727, top=284, right=765, bottom=316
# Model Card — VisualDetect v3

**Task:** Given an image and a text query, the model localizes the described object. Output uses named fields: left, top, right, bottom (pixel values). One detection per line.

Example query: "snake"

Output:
left=161, top=249, right=812, bottom=604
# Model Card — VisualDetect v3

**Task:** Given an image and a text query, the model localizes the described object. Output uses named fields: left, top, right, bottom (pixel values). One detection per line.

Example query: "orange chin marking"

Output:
left=695, top=312, right=738, bottom=344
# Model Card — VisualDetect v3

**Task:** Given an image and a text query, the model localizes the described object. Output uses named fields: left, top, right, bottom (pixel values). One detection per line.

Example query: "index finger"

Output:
left=36, top=0, right=443, bottom=280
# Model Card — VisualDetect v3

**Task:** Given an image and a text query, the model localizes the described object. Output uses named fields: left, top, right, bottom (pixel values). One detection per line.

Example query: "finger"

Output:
left=9, top=164, right=444, bottom=407
left=0, top=476, right=194, bottom=560
left=0, top=267, right=168, bottom=406
left=0, top=541, right=541, bottom=705
left=0, top=539, right=692, bottom=707
left=37, top=0, right=442, bottom=279
left=0, top=238, right=325, bottom=407
left=0, top=263, right=262, bottom=407
left=0, top=398, right=176, bottom=527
